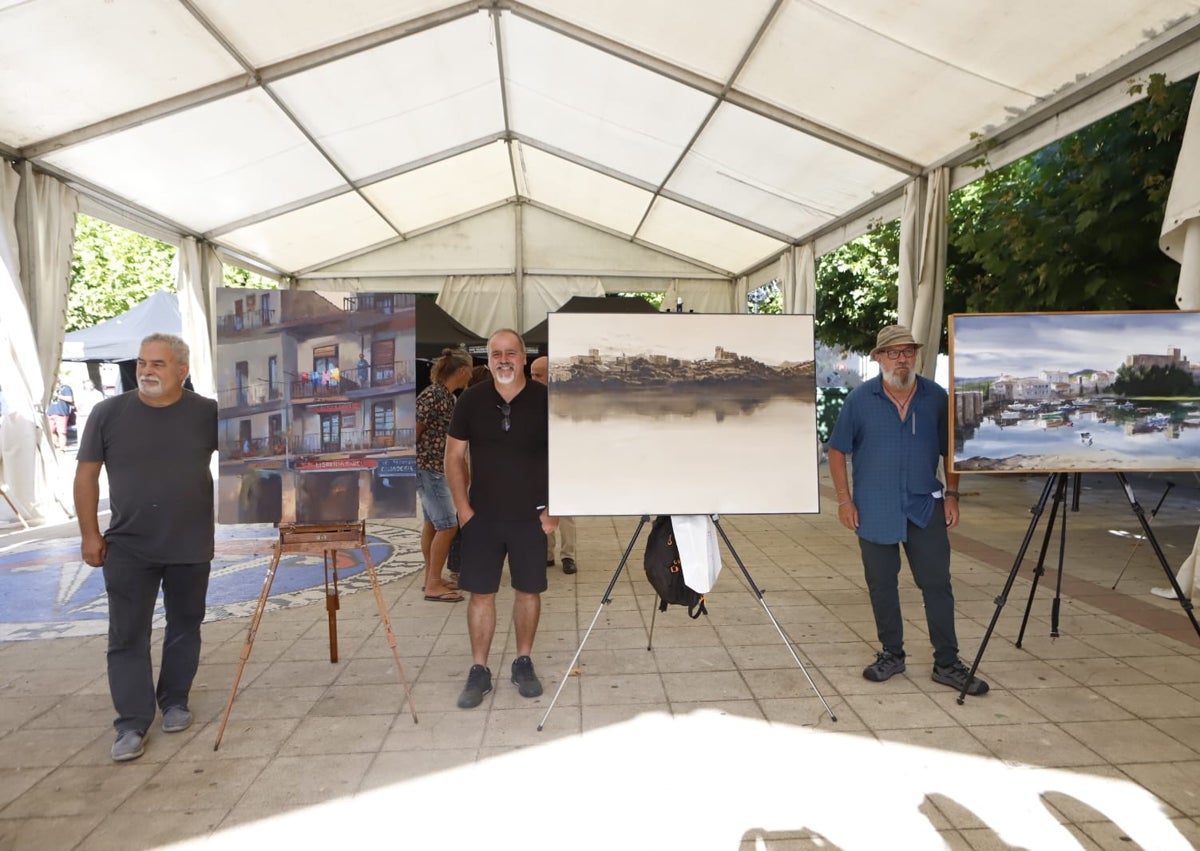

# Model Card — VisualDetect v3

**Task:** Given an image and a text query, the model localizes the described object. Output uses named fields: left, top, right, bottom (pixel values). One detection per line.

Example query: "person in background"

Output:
left=827, top=324, right=988, bottom=697
left=416, top=347, right=474, bottom=603
left=529, top=356, right=577, bottom=574
left=47, top=377, right=74, bottom=450
left=445, top=329, right=556, bottom=709
left=74, top=333, right=218, bottom=762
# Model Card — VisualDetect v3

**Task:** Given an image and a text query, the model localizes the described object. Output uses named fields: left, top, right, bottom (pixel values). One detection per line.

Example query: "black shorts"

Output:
left=457, top=514, right=547, bottom=594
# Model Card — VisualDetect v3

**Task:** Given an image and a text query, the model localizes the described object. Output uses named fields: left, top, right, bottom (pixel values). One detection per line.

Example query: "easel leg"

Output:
left=0, top=485, right=30, bottom=530
left=1115, top=474, right=1200, bottom=641
left=360, top=525, right=418, bottom=724
left=1016, top=474, right=1067, bottom=648
left=960, top=474, right=1058, bottom=704
left=710, top=516, right=837, bottom=722
left=325, top=549, right=340, bottom=663
left=538, top=516, right=650, bottom=732
left=214, top=542, right=283, bottom=750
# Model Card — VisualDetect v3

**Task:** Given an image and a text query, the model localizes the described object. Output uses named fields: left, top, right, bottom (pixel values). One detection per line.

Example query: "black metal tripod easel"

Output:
left=537, top=514, right=837, bottom=730
left=958, top=473, right=1200, bottom=705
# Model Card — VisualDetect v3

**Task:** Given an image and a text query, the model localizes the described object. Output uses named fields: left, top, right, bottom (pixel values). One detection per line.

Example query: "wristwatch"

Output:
left=943, top=490, right=961, bottom=499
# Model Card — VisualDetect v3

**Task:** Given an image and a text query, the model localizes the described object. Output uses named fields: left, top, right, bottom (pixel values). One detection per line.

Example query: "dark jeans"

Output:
left=102, top=543, right=211, bottom=733
left=858, top=512, right=959, bottom=667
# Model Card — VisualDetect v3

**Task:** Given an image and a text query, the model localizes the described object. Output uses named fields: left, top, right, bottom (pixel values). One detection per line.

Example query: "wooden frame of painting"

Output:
left=949, top=310, right=1200, bottom=474
left=547, top=312, right=818, bottom=515
left=214, top=288, right=417, bottom=523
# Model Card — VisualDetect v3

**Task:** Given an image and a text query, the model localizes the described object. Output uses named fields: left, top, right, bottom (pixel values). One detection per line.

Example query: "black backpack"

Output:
left=643, top=515, right=707, bottom=619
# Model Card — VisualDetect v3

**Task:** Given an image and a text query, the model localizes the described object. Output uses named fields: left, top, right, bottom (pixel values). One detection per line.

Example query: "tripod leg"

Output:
left=1111, top=481, right=1173, bottom=590
left=1049, top=475, right=1077, bottom=639
left=1016, top=474, right=1066, bottom=648
left=214, top=542, right=283, bottom=750
left=710, top=517, right=837, bottom=722
left=1115, top=474, right=1200, bottom=641
left=538, top=516, right=649, bottom=732
left=959, top=474, right=1057, bottom=704
left=360, top=531, right=418, bottom=725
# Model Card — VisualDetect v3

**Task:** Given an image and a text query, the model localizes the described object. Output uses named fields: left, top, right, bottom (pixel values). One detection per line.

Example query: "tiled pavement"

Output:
left=0, top=467, right=1198, bottom=850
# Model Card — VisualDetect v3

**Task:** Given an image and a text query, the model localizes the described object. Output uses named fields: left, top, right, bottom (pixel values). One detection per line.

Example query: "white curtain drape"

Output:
left=666, top=278, right=736, bottom=313
left=437, top=275, right=515, bottom=339
left=176, top=237, right=222, bottom=397
left=782, top=243, right=816, bottom=314
left=16, top=161, right=79, bottom=407
left=733, top=275, right=750, bottom=314
left=897, top=169, right=948, bottom=377
left=1161, top=81, right=1200, bottom=310
left=522, top=275, right=604, bottom=331
left=0, top=162, right=78, bottom=522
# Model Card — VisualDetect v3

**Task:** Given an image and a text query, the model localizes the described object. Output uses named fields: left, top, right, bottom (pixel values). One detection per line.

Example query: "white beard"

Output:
left=493, top=369, right=516, bottom=386
left=138, top=377, right=163, bottom=397
left=882, top=369, right=914, bottom=391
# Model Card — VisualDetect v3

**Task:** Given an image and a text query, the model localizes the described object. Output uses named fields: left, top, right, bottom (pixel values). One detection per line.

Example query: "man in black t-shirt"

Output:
left=446, top=328, right=557, bottom=709
left=75, top=333, right=217, bottom=762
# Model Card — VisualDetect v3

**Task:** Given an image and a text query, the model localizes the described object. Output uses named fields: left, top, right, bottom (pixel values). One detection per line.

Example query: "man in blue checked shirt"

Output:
left=827, top=325, right=988, bottom=697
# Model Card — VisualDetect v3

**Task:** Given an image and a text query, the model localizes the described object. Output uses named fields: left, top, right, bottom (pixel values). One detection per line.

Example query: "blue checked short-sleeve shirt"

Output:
left=828, top=375, right=948, bottom=545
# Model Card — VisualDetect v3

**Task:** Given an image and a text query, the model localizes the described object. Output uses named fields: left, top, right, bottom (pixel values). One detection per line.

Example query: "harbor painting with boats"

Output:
left=949, top=311, right=1200, bottom=473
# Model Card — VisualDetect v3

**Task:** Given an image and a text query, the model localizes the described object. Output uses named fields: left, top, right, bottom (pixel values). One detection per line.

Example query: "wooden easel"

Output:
left=214, top=521, right=418, bottom=749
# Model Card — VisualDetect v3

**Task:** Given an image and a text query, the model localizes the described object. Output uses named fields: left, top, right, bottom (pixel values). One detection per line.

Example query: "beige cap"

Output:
left=871, top=325, right=922, bottom=355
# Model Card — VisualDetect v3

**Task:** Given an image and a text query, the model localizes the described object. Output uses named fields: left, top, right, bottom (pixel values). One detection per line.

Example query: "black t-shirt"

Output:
left=448, top=379, right=548, bottom=519
left=77, top=389, right=218, bottom=563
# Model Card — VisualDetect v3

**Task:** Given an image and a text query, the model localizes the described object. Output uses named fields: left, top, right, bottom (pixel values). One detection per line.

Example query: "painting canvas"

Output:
left=950, top=311, right=1200, bottom=473
left=547, top=313, right=818, bottom=516
left=215, top=288, right=416, bottom=523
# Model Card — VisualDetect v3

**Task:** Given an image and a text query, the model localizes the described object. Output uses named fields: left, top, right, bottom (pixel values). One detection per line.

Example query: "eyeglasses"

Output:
left=497, top=402, right=511, bottom=432
left=882, top=347, right=918, bottom=361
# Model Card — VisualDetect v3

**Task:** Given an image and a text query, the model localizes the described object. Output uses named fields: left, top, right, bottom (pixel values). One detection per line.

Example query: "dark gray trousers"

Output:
left=103, top=543, right=210, bottom=733
left=858, top=510, right=959, bottom=668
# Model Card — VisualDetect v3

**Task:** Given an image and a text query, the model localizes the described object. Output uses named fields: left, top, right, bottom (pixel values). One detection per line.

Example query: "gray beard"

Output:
left=882, top=370, right=914, bottom=391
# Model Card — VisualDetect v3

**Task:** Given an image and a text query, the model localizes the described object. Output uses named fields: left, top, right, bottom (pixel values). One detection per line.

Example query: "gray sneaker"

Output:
left=862, top=650, right=906, bottom=682
left=111, top=730, right=145, bottom=762
left=932, top=660, right=989, bottom=696
left=161, top=705, right=193, bottom=733
left=510, top=655, right=543, bottom=698
left=456, top=664, right=493, bottom=709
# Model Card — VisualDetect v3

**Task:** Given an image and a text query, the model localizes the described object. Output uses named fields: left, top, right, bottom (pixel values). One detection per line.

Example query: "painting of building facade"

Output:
left=215, top=289, right=416, bottom=523
left=547, top=313, right=818, bottom=516
left=950, top=311, right=1200, bottom=473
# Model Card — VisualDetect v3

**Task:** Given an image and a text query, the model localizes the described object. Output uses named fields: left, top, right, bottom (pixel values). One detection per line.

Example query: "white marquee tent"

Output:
left=5, top=0, right=1200, bottom=521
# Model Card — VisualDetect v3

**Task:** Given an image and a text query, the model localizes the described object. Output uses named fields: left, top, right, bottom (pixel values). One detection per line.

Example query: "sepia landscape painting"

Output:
left=547, top=313, right=818, bottom=515
left=215, top=288, right=416, bottom=523
left=950, top=311, right=1200, bottom=474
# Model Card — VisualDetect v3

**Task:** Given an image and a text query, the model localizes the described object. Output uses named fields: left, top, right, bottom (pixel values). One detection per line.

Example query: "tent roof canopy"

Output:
left=6, top=1, right=1200, bottom=280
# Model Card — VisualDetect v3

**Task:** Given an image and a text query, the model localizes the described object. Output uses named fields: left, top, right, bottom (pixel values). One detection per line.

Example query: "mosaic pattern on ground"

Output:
left=0, top=521, right=422, bottom=641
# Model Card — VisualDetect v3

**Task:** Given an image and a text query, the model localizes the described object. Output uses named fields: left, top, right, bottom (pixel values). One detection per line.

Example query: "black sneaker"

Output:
left=561, top=557, right=577, bottom=575
left=932, top=660, right=989, bottom=696
left=862, top=650, right=906, bottom=682
left=510, top=655, right=543, bottom=698
left=456, top=664, right=493, bottom=709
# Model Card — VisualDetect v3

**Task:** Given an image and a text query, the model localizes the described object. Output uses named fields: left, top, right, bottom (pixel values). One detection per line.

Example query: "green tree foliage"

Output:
left=68, top=214, right=175, bottom=331
left=813, top=72, right=1195, bottom=354
left=814, top=220, right=900, bottom=353
left=1111, top=362, right=1197, bottom=397
left=747, top=280, right=782, bottom=314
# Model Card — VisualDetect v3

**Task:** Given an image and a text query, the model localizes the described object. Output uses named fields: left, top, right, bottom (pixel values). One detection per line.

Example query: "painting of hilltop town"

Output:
left=215, top=288, right=416, bottom=523
left=547, top=313, right=818, bottom=515
left=950, top=311, right=1200, bottom=474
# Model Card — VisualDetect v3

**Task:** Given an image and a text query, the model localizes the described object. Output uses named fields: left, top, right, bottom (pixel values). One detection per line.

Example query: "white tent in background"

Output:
left=60, top=290, right=181, bottom=363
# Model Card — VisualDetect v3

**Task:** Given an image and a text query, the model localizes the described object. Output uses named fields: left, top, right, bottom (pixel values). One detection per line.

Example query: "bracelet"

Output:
left=943, top=490, right=960, bottom=499
left=837, top=499, right=852, bottom=506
